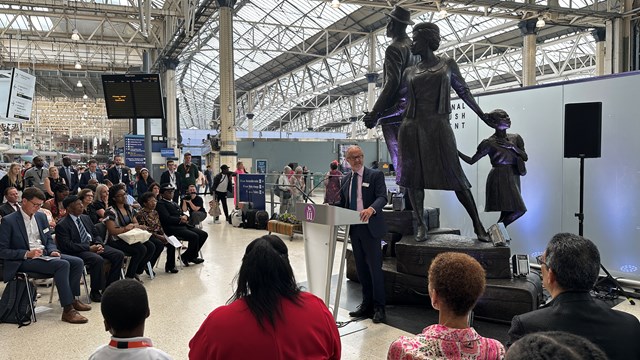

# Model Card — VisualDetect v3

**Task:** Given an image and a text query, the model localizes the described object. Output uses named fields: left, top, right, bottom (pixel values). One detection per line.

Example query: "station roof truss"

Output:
left=0, top=0, right=630, bottom=143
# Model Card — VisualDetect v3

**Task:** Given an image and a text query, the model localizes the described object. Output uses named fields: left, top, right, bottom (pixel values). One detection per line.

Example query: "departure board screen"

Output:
left=102, top=74, right=164, bottom=119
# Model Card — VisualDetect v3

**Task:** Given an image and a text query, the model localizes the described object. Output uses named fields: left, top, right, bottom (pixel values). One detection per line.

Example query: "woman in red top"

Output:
left=189, top=235, right=341, bottom=360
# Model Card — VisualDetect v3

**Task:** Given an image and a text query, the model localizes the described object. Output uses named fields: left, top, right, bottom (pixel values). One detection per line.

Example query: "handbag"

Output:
left=118, top=227, right=151, bottom=244
left=208, top=199, right=222, bottom=217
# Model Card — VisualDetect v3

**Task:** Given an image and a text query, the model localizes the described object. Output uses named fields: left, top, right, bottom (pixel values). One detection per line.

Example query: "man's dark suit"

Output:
left=155, top=197, right=207, bottom=262
left=55, top=214, right=124, bottom=292
left=0, top=202, right=19, bottom=218
left=160, top=170, right=182, bottom=203
left=0, top=210, right=84, bottom=307
left=106, top=166, right=131, bottom=186
left=338, top=166, right=388, bottom=308
left=59, top=165, right=79, bottom=194
left=508, top=291, right=640, bottom=360
left=79, top=170, right=105, bottom=189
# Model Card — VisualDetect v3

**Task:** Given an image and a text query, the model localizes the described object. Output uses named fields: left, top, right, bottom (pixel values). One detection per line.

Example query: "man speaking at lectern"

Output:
left=339, top=145, right=388, bottom=323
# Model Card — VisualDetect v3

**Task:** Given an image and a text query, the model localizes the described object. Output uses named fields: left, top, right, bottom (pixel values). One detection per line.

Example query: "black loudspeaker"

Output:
left=564, top=102, right=602, bottom=158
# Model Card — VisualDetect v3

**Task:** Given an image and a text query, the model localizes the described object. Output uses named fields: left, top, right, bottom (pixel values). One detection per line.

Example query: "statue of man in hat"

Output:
left=363, top=5, right=419, bottom=186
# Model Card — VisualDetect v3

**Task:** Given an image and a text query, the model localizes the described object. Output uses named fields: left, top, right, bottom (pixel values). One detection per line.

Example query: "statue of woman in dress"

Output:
left=459, top=109, right=528, bottom=227
left=398, top=22, right=495, bottom=242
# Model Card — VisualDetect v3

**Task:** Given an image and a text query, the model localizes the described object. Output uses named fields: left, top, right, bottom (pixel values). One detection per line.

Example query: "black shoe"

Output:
left=192, top=258, right=205, bottom=264
left=349, top=304, right=374, bottom=318
left=372, top=306, right=386, bottom=323
left=165, top=267, right=179, bottom=274
left=181, top=258, right=190, bottom=267
left=89, top=291, right=102, bottom=303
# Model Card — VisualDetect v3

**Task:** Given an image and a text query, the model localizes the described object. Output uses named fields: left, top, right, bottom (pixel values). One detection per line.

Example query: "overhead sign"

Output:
left=124, top=135, right=146, bottom=168
left=237, top=173, right=266, bottom=211
left=160, top=148, right=175, bottom=157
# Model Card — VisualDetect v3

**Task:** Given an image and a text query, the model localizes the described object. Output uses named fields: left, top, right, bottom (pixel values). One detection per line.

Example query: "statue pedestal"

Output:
left=395, top=233, right=512, bottom=279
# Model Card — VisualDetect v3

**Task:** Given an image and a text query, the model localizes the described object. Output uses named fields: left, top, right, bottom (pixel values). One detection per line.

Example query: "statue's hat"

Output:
left=386, top=6, right=414, bottom=25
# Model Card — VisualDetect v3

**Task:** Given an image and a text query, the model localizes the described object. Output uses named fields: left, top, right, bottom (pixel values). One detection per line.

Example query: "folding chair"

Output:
left=0, top=259, right=53, bottom=323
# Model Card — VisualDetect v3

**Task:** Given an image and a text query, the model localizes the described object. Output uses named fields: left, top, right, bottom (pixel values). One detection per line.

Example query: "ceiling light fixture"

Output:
left=74, top=61, right=82, bottom=69
left=83, top=93, right=88, bottom=100
left=330, top=0, right=340, bottom=9
left=536, top=16, right=546, bottom=28
left=437, top=9, right=448, bottom=19
left=77, top=80, right=83, bottom=88
left=71, top=29, right=80, bottom=41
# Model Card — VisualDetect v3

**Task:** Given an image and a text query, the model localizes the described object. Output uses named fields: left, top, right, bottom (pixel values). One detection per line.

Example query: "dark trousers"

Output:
left=380, top=115, right=402, bottom=183
left=215, top=191, right=230, bottom=221
left=72, top=246, right=124, bottom=292
left=168, top=226, right=208, bottom=261
left=17, top=254, right=83, bottom=307
left=164, top=241, right=176, bottom=270
left=108, top=239, right=153, bottom=278
left=146, top=236, right=164, bottom=269
left=349, top=224, right=385, bottom=308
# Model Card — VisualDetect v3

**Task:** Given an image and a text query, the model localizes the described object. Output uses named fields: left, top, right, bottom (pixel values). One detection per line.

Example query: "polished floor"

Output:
left=0, top=195, right=411, bottom=360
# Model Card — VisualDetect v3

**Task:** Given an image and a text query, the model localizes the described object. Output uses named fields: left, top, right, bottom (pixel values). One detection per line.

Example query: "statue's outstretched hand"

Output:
left=363, top=112, right=378, bottom=129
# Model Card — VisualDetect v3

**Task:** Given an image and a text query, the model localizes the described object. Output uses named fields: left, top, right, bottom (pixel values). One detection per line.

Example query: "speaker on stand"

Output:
left=565, top=102, right=635, bottom=305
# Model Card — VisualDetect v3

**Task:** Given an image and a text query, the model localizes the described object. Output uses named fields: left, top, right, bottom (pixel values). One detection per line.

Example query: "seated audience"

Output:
left=88, top=184, right=109, bottom=224
left=104, top=184, right=155, bottom=282
left=78, top=188, right=96, bottom=219
left=0, top=163, right=23, bottom=200
left=388, top=252, right=505, bottom=360
left=55, top=195, right=125, bottom=302
left=507, top=233, right=640, bottom=360
left=506, top=331, right=608, bottom=360
left=156, top=184, right=207, bottom=266
left=44, top=165, right=66, bottom=199
left=136, top=168, right=155, bottom=198
left=0, top=187, right=91, bottom=323
left=136, top=192, right=178, bottom=274
left=189, top=235, right=340, bottom=359
left=43, top=183, right=70, bottom=222
left=89, top=279, right=173, bottom=359
left=180, top=184, right=207, bottom=227
left=148, top=182, right=161, bottom=198
left=0, top=186, right=21, bottom=219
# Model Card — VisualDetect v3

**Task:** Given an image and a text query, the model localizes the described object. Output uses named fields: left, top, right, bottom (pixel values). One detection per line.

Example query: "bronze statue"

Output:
left=397, top=22, right=494, bottom=242
left=363, top=5, right=419, bottom=186
left=459, top=109, right=528, bottom=227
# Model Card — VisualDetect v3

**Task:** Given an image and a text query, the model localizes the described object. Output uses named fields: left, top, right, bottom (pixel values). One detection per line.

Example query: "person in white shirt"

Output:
left=89, top=279, right=173, bottom=360
left=211, top=165, right=234, bottom=224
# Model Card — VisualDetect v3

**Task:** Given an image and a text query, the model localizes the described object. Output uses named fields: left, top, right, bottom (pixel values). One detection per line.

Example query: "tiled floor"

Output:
left=0, top=196, right=411, bottom=359
left=3, top=195, right=639, bottom=359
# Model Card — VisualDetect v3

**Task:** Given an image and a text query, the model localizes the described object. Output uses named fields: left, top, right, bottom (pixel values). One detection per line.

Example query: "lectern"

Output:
left=295, top=203, right=366, bottom=319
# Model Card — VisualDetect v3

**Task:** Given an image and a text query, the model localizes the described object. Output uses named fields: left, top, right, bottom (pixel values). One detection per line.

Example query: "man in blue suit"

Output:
left=79, top=159, right=105, bottom=189
left=339, top=145, right=388, bottom=323
left=0, top=187, right=91, bottom=323
left=55, top=195, right=124, bottom=302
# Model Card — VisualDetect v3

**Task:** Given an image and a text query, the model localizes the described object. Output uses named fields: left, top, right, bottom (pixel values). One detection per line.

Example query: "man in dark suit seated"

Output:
left=155, top=184, right=207, bottom=266
left=0, top=186, right=21, bottom=219
left=508, top=232, right=640, bottom=360
left=338, top=145, right=388, bottom=323
left=59, top=156, right=80, bottom=195
left=0, top=187, right=91, bottom=323
left=79, top=159, right=105, bottom=189
left=55, top=195, right=125, bottom=302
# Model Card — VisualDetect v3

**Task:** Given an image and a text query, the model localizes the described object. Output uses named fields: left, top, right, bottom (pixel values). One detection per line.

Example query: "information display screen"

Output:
left=102, top=74, right=164, bottom=119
